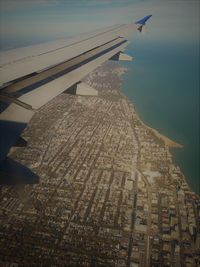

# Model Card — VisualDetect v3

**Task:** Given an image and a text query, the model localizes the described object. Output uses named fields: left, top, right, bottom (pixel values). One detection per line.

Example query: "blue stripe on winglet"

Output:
left=135, top=15, right=152, bottom=25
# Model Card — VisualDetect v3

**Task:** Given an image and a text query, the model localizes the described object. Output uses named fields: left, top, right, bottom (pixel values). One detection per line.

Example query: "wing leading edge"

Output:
left=0, top=15, right=152, bottom=185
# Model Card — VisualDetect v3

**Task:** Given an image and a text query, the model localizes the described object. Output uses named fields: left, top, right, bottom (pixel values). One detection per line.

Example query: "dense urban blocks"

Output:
left=0, top=62, right=199, bottom=267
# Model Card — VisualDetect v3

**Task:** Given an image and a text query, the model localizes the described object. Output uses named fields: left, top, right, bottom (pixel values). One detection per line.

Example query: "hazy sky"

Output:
left=0, top=0, right=199, bottom=49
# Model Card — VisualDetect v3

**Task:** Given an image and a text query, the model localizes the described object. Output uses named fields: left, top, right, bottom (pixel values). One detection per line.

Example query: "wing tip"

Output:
left=135, top=15, right=152, bottom=26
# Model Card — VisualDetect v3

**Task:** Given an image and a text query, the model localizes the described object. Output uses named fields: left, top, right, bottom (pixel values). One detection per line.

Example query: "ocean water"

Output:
left=121, top=36, right=199, bottom=195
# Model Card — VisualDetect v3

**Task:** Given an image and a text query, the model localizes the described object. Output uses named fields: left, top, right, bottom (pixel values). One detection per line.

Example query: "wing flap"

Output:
left=19, top=40, right=128, bottom=109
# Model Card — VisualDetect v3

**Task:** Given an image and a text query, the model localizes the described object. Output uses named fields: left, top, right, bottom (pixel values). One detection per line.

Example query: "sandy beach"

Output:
left=123, top=94, right=184, bottom=149
left=143, top=122, right=183, bottom=148
left=129, top=106, right=184, bottom=149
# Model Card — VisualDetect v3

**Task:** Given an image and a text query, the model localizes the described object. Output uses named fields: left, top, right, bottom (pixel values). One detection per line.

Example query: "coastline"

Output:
left=120, top=41, right=199, bottom=195
left=124, top=93, right=198, bottom=198
left=119, top=66, right=199, bottom=195
left=139, top=118, right=183, bottom=149
left=120, top=68, right=183, bottom=150
left=133, top=105, right=197, bottom=196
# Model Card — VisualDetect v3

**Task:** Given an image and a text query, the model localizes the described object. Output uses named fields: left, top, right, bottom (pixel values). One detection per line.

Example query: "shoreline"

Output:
left=139, top=118, right=183, bottom=149
left=119, top=92, right=183, bottom=150
left=116, top=66, right=199, bottom=194
left=133, top=105, right=198, bottom=196
left=120, top=93, right=198, bottom=195
left=119, top=66, right=183, bottom=149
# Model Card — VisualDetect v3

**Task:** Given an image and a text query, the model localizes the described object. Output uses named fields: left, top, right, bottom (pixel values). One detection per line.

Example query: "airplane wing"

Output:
left=0, top=15, right=152, bottom=185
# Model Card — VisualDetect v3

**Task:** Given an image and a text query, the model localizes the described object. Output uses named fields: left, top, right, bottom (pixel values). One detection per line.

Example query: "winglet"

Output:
left=135, top=15, right=152, bottom=26
left=135, top=15, right=152, bottom=32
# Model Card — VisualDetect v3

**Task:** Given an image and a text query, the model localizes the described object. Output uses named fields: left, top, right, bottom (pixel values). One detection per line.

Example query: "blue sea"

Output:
left=121, top=35, right=199, bottom=195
